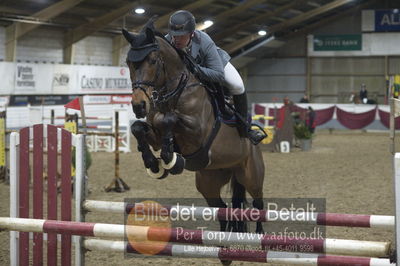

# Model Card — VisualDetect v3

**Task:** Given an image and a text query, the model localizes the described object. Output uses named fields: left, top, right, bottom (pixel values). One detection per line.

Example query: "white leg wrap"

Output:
left=146, top=167, right=165, bottom=179
left=161, top=152, right=177, bottom=170
left=146, top=159, right=166, bottom=179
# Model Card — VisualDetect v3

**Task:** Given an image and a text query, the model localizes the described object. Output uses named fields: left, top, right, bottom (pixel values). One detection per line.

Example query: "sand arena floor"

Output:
left=0, top=131, right=395, bottom=265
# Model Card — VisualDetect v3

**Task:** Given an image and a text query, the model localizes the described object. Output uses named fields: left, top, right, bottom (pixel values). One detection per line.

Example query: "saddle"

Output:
left=173, top=51, right=239, bottom=170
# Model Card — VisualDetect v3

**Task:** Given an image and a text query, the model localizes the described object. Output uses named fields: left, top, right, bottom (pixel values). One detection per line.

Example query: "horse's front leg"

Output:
left=131, top=120, right=168, bottom=179
left=159, top=112, right=185, bottom=175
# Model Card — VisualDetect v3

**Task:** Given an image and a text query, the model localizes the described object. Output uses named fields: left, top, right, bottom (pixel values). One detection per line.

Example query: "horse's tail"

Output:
left=230, top=174, right=247, bottom=208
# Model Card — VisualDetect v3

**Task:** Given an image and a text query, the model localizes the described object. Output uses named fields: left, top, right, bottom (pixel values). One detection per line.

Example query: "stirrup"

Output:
left=248, top=130, right=267, bottom=145
left=247, top=124, right=268, bottom=145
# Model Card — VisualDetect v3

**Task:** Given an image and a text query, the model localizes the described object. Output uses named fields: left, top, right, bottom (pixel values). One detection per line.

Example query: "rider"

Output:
left=166, top=10, right=266, bottom=145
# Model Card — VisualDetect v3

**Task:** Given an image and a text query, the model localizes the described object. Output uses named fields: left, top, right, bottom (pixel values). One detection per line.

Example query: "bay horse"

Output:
left=123, top=21, right=265, bottom=240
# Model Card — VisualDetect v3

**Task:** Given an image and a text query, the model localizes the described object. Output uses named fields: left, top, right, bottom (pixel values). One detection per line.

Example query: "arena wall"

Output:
left=0, top=26, right=119, bottom=66
left=244, top=8, right=400, bottom=104
left=1, top=4, right=399, bottom=106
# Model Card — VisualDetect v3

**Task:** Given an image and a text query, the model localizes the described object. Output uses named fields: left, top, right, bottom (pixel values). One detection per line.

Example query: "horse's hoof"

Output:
left=220, top=259, right=232, bottom=266
left=146, top=159, right=169, bottom=179
left=168, top=154, right=185, bottom=175
left=161, top=152, right=177, bottom=169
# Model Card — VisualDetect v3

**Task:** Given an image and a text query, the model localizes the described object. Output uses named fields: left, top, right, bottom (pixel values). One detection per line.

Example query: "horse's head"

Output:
left=123, top=21, right=164, bottom=118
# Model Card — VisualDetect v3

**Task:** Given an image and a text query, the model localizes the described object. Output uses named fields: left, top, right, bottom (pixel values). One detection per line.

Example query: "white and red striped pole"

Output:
left=84, top=239, right=394, bottom=266
left=0, top=217, right=391, bottom=258
left=83, top=200, right=395, bottom=229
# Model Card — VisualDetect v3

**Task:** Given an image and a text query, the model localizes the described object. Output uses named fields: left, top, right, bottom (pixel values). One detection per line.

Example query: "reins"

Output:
left=130, top=33, right=203, bottom=111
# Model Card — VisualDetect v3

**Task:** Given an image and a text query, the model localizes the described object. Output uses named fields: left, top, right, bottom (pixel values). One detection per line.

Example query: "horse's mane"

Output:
left=153, top=31, right=187, bottom=62
left=124, top=17, right=204, bottom=88
left=153, top=30, right=206, bottom=84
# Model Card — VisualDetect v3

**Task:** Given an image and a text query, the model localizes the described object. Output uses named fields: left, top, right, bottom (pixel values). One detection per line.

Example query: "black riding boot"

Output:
left=233, top=93, right=266, bottom=145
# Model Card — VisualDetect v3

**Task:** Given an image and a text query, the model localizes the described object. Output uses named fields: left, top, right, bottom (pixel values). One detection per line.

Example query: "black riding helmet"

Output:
left=169, top=10, right=196, bottom=36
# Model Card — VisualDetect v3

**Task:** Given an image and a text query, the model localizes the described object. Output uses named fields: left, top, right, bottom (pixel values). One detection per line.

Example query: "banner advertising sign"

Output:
left=8, top=95, right=80, bottom=106
left=0, top=62, right=15, bottom=94
left=83, top=95, right=131, bottom=105
left=0, top=62, right=133, bottom=95
left=375, top=9, right=400, bottom=32
left=77, top=66, right=131, bottom=93
left=7, top=94, right=131, bottom=106
left=111, top=95, right=132, bottom=104
left=83, top=95, right=112, bottom=104
left=15, top=64, right=39, bottom=91
left=52, top=64, right=75, bottom=94
left=15, top=63, right=53, bottom=94
left=0, top=96, right=9, bottom=107
left=363, top=9, right=400, bottom=32
left=313, top=35, right=362, bottom=51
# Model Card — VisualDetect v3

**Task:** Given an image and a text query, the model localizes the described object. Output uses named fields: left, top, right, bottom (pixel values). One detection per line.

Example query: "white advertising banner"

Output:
left=0, top=96, right=9, bottom=106
left=83, top=95, right=112, bottom=104
left=0, top=62, right=16, bottom=94
left=111, top=95, right=132, bottom=104
left=15, top=63, right=53, bottom=94
left=0, top=62, right=134, bottom=95
left=76, top=66, right=131, bottom=94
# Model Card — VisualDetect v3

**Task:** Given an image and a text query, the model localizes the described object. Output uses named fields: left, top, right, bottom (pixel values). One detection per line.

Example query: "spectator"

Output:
left=283, top=96, right=289, bottom=105
left=349, top=90, right=360, bottom=104
left=306, top=107, right=316, bottom=134
left=359, top=83, right=368, bottom=104
left=299, top=94, right=309, bottom=103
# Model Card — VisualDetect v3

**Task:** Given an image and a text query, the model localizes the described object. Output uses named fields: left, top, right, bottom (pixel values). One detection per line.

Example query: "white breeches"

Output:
left=224, top=62, right=245, bottom=95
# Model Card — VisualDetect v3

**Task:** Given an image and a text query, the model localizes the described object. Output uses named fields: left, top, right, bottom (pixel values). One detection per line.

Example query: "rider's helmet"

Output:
left=168, top=10, right=196, bottom=36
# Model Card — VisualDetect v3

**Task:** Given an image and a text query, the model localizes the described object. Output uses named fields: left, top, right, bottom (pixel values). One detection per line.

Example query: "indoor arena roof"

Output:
left=0, top=0, right=383, bottom=60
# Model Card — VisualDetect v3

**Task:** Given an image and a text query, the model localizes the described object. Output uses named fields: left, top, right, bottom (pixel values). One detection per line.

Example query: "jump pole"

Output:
left=390, top=97, right=400, bottom=264
left=0, top=217, right=391, bottom=258
left=85, top=239, right=394, bottom=266
left=394, top=153, right=400, bottom=265
left=0, top=111, right=6, bottom=182
left=82, top=200, right=395, bottom=229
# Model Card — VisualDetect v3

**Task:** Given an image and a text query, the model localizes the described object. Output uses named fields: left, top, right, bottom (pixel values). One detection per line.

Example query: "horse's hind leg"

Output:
left=195, top=169, right=231, bottom=232
left=196, top=169, right=234, bottom=266
left=252, top=198, right=264, bottom=234
left=235, top=147, right=265, bottom=234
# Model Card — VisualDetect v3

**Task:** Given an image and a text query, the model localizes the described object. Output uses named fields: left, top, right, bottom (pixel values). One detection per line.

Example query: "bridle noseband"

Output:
left=131, top=54, right=164, bottom=104
left=131, top=48, right=191, bottom=109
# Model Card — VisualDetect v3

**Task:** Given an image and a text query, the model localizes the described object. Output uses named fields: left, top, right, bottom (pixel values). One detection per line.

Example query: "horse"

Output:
left=123, top=20, right=265, bottom=245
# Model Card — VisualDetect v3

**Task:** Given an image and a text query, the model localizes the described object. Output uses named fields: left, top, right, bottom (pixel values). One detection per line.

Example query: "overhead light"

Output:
left=134, top=8, right=145, bottom=14
left=196, top=20, right=214, bottom=31
left=394, top=9, right=399, bottom=13
left=204, top=20, right=213, bottom=27
left=258, top=30, right=267, bottom=36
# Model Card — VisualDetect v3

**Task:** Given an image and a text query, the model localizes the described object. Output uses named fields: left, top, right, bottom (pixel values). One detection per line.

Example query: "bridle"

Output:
left=131, top=54, right=164, bottom=103
left=130, top=42, right=193, bottom=110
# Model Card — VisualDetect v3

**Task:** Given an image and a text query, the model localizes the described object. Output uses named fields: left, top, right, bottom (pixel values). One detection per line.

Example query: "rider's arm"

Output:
left=200, top=43, right=225, bottom=82
left=198, top=40, right=225, bottom=84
